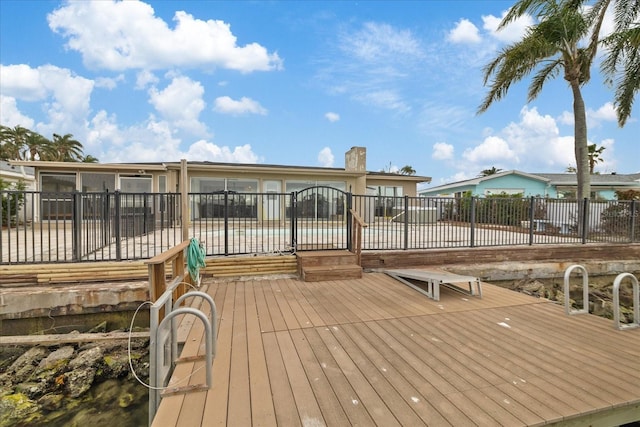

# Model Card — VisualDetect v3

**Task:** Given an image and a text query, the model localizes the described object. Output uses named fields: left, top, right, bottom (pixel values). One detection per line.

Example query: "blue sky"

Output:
left=1, top=1, right=637, bottom=190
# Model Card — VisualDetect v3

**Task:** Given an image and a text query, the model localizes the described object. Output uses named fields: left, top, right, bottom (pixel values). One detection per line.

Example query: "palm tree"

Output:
left=82, top=154, right=99, bottom=163
left=592, top=0, right=640, bottom=126
left=479, top=167, right=503, bottom=177
left=478, top=0, right=598, bottom=200
left=399, top=165, right=416, bottom=175
left=0, top=125, right=30, bottom=160
left=23, top=132, right=52, bottom=161
left=50, top=133, right=84, bottom=162
left=587, top=143, right=605, bottom=174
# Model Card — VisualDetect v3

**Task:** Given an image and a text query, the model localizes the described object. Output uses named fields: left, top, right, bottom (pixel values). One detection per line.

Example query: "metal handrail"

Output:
left=613, top=273, right=639, bottom=331
left=564, top=264, right=589, bottom=315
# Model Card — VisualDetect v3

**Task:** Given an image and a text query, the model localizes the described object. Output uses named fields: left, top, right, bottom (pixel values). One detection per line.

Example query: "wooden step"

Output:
left=301, top=264, right=362, bottom=282
left=296, top=250, right=356, bottom=267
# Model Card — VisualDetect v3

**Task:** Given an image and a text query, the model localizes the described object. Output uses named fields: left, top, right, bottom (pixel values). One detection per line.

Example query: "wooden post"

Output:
left=181, top=159, right=189, bottom=242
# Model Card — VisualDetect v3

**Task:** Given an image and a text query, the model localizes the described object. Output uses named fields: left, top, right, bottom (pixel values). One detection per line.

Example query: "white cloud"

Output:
left=557, top=111, right=574, bottom=126
left=185, top=141, right=260, bottom=163
left=0, top=96, right=35, bottom=129
left=588, top=102, right=617, bottom=125
left=213, top=96, right=267, bottom=115
left=136, top=70, right=159, bottom=89
left=317, top=147, right=334, bottom=167
left=345, top=22, right=422, bottom=62
left=432, top=142, right=454, bottom=160
left=355, top=90, right=410, bottom=113
left=448, top=19, right=481, bottom=44
left=482, top=10, right=534, bottom=44
left=148, top=76, right=207, bottom=135
left=463, top=136, right=518, bottom=163
left=325, top=112, right=340, bottom=122
left=47, top=1, right=282, bottom=72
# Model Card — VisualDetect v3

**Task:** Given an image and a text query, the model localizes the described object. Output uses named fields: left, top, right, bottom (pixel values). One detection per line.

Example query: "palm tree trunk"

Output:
left=570, top=81, right=590, bottom=200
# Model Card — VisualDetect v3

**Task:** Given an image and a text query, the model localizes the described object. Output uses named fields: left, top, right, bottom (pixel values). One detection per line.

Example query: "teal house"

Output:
left=419, top=170, right=640, bottom=200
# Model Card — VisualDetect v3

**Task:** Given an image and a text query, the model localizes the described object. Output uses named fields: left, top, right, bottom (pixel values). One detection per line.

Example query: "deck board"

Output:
left=152, top=272, right=640, bottom=427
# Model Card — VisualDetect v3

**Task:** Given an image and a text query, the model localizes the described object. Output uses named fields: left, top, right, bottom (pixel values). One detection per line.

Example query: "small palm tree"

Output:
left=399, top=165, right=416, bottom=175
left=82, top=154, right=99, bottom=163
left=587, top=143, right=605, bottom=174
left=479, top=167, right=503, bottom=177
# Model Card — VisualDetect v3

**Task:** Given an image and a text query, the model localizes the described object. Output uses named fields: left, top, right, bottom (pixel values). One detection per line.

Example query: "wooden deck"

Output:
left=152, top=272, right=640, bottom=427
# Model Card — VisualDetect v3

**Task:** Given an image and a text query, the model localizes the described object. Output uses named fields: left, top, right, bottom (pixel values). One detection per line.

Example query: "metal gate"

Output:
left=292, top=186, right=350, bottom=251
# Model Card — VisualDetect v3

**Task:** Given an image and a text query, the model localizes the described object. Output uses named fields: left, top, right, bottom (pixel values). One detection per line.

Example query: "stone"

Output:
left=36, top=346, right=75, bottom=372
left=66, top=367, right=96, bottom=398
left=7, top=346, right=49, bottom=377
left=37, top=393, right=64, bottom=411
left=0, top=392, right=42, bottom=427
left=68, top=346, right=104, bottom=370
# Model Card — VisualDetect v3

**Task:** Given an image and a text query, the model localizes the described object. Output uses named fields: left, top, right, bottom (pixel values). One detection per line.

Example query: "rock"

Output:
left=68, top=346, right=104, bottom=370
left=92, top=379, right=121, bottom=402
left=37, top=393, right=64, bottom=411
left=102, top=352, right=130, bottom=378
left=36, top=346, right=75, bottom=372
left=0, top=392, right=42, bottom=427
left=66, top=367, right=96, bottom=398
left=7, top=346, right=49, bottom=382
left=14, top=381, right=48, bottom=399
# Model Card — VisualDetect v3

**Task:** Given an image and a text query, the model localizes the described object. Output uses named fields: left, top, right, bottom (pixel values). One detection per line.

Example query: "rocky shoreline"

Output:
left=0, top=331, right=150, bottom=427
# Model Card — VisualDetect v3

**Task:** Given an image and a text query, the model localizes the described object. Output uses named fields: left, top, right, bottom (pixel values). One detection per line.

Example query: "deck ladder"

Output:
left=564, top=265, right=639, bottom=330
left=149, top=286, right=217, bottom=425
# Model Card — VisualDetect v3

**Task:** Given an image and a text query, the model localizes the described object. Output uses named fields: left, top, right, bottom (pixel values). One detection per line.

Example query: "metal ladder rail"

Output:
left=149, top=288, right=216, bottom=425
left=174, top=291, right=217, bottom=361
left=613, top=273, right=639, bottom=331
left=564, top=264, right=589, bottom=315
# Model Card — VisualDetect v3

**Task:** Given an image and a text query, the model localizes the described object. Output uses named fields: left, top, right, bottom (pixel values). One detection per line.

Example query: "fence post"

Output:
left=403, top=195, right=409, bottom=250
left=290, top=192, right=297, bottom=252
left=470, top=196, right=476, bottom=248
left=114, top=191, right=122, bottom=261
left=346, top=193, right=353, bottom=252
left=631, top=200, right=637, bottom=243
left=72, top=191, right=82, bottom=261
left=528, top=196, right=535, bottom=246
left=581, top=198, right=589, bottom=244
left=223, top=190, right=229, bottom=256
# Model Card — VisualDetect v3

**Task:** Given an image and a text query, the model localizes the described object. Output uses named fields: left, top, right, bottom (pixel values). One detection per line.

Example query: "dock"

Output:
left=152, top=272, right=640, bottom=426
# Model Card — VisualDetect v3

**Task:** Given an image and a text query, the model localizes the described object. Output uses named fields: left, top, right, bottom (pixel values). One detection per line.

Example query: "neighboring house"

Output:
left=10, top=147, right=431, bottom=222
left=0, top=160, right=35, bottom=189
left=418, top=169, right=640, bottom=200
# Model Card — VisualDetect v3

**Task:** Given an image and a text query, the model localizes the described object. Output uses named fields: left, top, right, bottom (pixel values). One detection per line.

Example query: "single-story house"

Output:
left=418, top=170, right=640, bottom=200
left=10, top=147, right=431, bottom=222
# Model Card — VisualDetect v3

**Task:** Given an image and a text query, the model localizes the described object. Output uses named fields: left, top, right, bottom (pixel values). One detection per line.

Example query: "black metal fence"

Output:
left=1, top=188, right=638, bottom=264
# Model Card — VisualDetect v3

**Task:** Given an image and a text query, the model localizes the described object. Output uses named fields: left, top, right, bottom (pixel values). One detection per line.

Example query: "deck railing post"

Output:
left=290, top=192, right=297, bottom=252
left=528, top=196, right=535, bottom=246
left=470, top=196, right=476, bottom=248
left=223, top=190, right=229, bottom=256
left=630, top=200, right=637, bottom=243
left=114, top=190, right=122, bottom=261
left=346, top=192, right=353, bottom=252
left=72, top=191, right=81, bottom=261
left=403, top=195, right=409, bottom=250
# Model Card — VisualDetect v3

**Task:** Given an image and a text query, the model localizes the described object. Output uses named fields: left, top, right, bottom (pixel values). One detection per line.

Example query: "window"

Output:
left=40, top=173, right=76, bottom=220
left=81, top=173, right=115, bottom=192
